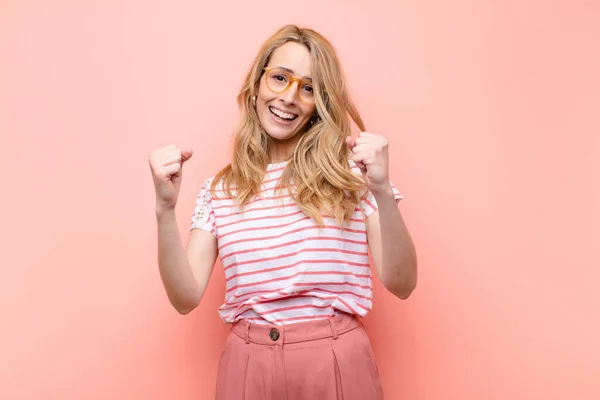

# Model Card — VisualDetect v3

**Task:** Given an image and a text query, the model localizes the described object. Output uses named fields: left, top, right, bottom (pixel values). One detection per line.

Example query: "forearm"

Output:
left=373, top=187, right=418, bottom=299
left=156, top=209, right=201, bottom=313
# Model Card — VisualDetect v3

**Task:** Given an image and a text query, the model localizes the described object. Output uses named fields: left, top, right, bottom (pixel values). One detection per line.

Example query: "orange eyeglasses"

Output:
left=263, top=67, right=315, bottom=103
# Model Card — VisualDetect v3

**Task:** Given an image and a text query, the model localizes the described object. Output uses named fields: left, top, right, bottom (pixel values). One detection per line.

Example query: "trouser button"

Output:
left=269, top=328, right=280, bottom=341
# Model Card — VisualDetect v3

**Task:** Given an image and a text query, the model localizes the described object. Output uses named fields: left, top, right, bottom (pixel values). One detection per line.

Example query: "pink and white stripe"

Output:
left=190, top=160, right=402, bottom=325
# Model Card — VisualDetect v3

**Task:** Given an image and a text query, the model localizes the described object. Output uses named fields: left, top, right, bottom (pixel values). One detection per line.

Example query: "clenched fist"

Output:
left=148, top=145, right=193, bottom=212
left=346, top=132, right=391, bottom=195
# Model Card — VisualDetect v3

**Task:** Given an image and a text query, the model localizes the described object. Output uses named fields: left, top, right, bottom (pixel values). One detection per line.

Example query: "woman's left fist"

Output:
left=346, top=132, right=391, bottom=194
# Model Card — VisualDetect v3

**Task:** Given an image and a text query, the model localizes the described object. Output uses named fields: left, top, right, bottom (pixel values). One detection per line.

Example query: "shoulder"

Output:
left=201, top=175, right=224, bottom=190
left=202, top=175, right=216, bottom=186
left=196, top=176, right=218, bottom=201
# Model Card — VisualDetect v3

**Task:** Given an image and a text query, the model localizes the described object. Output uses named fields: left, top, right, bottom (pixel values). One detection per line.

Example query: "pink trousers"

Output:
left=215, top=313, right=384, bottom=400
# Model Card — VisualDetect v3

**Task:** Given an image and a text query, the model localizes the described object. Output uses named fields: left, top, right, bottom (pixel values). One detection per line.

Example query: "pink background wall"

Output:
left=1, top=1, right=599, bottom=398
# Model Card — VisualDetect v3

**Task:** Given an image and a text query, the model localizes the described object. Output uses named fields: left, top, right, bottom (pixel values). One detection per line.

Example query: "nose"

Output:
left=280, top=81, right=299, bottom=105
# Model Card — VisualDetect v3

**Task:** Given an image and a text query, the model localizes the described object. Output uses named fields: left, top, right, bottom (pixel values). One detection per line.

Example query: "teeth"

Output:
left=270, top=107, right=296, bottom=120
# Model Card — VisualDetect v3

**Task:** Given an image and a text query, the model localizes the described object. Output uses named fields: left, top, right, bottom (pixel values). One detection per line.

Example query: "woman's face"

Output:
left=256, top=42, right=317, bottom=144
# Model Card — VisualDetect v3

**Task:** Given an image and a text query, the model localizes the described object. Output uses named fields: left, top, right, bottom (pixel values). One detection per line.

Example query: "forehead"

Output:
left=267, top=42, right=312, bottom=77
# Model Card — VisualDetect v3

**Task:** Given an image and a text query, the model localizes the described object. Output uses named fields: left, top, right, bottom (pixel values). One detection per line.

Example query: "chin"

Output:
left=260, top=105, right=308, bottom=141
left=264, top=126, right=303, bottom=141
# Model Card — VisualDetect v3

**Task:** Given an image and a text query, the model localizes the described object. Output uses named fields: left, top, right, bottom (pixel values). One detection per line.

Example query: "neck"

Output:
left=268, top=137, right=299, bottom=164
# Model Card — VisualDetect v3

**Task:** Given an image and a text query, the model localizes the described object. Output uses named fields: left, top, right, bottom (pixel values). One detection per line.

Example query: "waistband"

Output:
left=231, top=313, right=361, bottom=346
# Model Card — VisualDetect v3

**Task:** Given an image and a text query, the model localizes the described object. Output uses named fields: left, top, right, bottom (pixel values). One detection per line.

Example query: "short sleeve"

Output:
left=361, top=182, right=403, bottom=218
left=190, top=177, right=217, bottom=237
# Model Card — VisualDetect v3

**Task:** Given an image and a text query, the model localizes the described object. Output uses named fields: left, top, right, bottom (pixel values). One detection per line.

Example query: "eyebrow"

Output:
left=277, top=66, right=312, bottom=81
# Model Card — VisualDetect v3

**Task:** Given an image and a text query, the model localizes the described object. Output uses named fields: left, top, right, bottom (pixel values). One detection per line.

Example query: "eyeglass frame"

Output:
left=262, top=67, right=316, bottom=104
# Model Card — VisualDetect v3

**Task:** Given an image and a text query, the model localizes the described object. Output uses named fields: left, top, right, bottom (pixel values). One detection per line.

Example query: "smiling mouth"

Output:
left=269, top=106, right=298, bottom=121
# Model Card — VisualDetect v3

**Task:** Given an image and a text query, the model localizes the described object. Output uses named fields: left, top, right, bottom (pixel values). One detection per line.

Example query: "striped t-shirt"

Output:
left=190, top=160, right=402, bottom=325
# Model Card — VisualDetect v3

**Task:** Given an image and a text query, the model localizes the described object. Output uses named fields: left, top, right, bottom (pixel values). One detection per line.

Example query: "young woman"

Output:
left=149, top=24, right=417, bottom=400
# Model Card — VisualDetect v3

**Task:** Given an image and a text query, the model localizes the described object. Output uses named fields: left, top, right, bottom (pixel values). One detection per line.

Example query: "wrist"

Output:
left=370, top=184, right=394, bottom=199
left=156, top=205, right=176, bottom=219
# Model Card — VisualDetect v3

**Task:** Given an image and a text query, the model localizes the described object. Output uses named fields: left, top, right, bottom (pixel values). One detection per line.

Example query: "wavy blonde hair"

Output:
left=210, top=24, right=368, bottom=227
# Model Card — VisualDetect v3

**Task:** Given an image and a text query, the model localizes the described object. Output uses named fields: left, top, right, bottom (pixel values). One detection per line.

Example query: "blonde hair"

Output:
left=210, top=24, right=368, bottom=227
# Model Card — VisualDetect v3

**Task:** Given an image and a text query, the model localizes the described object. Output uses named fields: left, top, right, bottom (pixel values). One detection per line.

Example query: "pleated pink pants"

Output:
left=215, top=313, right=384, bottom=400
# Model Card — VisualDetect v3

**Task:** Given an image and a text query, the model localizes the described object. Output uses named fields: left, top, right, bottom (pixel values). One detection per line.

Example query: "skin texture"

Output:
left=255, top=42, right=316, bottom=163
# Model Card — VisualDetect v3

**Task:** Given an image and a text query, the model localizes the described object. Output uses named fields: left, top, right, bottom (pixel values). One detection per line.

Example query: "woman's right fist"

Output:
left=148, top=145, right=194, bottom=211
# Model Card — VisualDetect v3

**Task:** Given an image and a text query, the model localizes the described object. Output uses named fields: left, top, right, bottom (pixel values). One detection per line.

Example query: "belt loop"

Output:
left=328, top=318, right=338, bottom=340
left=245, top=322, right=250, bottom=344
